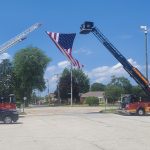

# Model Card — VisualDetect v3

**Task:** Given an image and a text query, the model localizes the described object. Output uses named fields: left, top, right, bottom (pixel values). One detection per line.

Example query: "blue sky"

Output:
left=0, top=0, right=150, bottom=94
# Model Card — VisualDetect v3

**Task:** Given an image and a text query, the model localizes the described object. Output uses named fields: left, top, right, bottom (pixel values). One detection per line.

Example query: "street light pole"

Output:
left=48, top=80, right=50, bottom=96
left=55, top=74, right=61, bottom=104
left=70, top=64, right=73, bottom=106
left=45, top=79, right=50, bottom=104
left=145, top=31, right=148, bottom=79
left=140, top=25, right=149, bottom=80
left=46, top=79, right=49, bottom=96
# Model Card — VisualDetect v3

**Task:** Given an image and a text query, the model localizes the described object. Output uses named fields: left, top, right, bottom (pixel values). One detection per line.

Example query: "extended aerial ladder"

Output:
left=80, top=21, right=150, bottom=97
left=0, top=23, right=42, bottom=54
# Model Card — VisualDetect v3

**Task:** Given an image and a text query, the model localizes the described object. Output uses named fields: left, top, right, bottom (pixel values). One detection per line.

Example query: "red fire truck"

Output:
left=0, top=94, right=16, bottom=110
left=80, top=21, right=150, bottom=115
left=0, top=94, right=18, bottom=123
left=121, top=95, right=150, bottom=115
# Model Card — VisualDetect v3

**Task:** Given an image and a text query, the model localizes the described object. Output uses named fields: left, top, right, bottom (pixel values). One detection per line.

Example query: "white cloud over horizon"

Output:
left=58, top=61, right=70, bottom=68
left=43, top=58, right=143, bottom=94
left=43, top=60, right=70, bottom=93
left=87, top=58, right=141, bottom=84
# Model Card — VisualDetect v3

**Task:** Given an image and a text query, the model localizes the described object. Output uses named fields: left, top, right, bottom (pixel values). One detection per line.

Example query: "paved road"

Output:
left=1, top=106, right=150, bottom=150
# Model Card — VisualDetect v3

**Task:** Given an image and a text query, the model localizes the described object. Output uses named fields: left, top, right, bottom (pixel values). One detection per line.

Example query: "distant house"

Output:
left=49, top=93, right=56, bottom=102
left=80, top=91, right=106, bottom=104
left=49, top=93, right=55, bottom=98
left=49, top=93, right=61, bottom=104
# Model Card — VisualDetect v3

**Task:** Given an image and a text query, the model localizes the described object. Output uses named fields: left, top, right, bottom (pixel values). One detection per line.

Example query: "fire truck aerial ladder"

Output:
left=0, top=23, right=42, bottom=54
left=80, top=21, right=150, bottom=97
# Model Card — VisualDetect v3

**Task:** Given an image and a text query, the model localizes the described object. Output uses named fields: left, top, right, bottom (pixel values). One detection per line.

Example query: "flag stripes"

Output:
left=46, top=31, right=83, bottom=68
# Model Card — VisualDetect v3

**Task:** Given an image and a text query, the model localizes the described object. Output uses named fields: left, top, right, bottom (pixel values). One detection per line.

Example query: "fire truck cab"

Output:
left=121, top=95, right=150, bottom=115
left=0, top=94, right=16, bottom=110
left=0, top=94, right=18, bottom=123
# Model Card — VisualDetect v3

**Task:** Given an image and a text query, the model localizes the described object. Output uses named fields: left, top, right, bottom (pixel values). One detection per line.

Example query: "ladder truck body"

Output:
left=80, top=21, right=150, bottom=115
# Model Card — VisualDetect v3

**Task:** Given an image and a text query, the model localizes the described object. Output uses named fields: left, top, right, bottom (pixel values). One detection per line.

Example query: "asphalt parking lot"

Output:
left=1, top=106, right=150, bottom=150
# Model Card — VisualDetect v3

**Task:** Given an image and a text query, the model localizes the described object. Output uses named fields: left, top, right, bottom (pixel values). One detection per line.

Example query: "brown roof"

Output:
left=81, top=91, right=105, bottom=98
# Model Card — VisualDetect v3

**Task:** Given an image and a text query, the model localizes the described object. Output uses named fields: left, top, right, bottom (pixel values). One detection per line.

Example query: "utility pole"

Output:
left=70, top=65, right=73, bottom=106
left=46, top=79, right=49, bottom=96
left=55, top=74, right=61, bottom=104
left=140, top=25, right=149, bottom=80
left=44, top=79, right=50, bottom=104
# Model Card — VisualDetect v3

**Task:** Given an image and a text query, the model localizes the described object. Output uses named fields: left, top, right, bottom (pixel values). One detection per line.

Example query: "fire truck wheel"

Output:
left=137, top=108, right=145, bottom=116
left=3, top=116, right=12, bottom=124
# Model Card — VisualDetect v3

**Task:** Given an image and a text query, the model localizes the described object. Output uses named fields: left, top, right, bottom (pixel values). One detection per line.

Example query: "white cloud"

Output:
left=128, top=58, right=139, bottom=68
left=87, top=58, right=141, bottom=84
left=43, top=58, right=143, bottom=94
left=58, top=60, right=70, bottom=68
left=43, top=60, right=70, bottom=93
left=0, top=53, right=11, bottom=63
left=46, top=65, right=56, bottom=72
left=48, top=76, right=58, bottom=91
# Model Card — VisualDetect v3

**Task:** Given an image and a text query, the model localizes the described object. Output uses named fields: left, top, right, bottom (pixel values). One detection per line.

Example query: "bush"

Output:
left=85, top=96, right=99, bottom=106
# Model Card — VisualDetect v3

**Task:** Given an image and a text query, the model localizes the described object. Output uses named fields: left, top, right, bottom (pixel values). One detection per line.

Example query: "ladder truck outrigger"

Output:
left=0, top=23, right=41, bottom=123
left=80, top=21, right=150, bottom=115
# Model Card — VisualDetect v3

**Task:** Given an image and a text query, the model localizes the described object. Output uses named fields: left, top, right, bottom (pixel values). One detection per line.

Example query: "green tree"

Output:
left=85, top=96, right=99, bottom=106
left=109, top=75, right=132, bottom=94
left=132, top=85, right=147, bottom=98
left=105, top=76, right=132, bottom=103
left=13, top=46, right=51, bottom=105
left=56, top=68, right=90, bottom=103
left=91, top=82, right=106, bottom=91
left=73, top=69, right=90, bottom=93
left=105, top=85, right=123, bottom=103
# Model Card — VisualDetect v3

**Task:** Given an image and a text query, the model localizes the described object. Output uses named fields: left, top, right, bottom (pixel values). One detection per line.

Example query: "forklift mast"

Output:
left=80, top=21, right=150, bottom=97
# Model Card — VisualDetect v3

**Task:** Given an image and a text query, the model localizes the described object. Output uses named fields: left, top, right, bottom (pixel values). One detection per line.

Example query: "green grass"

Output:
left=99, top=105, right=118, bottom=113
left=19, top=112, right=27, bottom=115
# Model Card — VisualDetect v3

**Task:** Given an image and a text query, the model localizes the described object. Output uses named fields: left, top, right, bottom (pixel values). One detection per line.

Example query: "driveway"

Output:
left=0, top=106, right=150, bottom=150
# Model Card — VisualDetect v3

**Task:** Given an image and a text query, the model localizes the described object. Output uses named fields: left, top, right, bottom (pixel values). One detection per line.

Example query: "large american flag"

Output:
left=46, top=31, right=83, bottom=68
